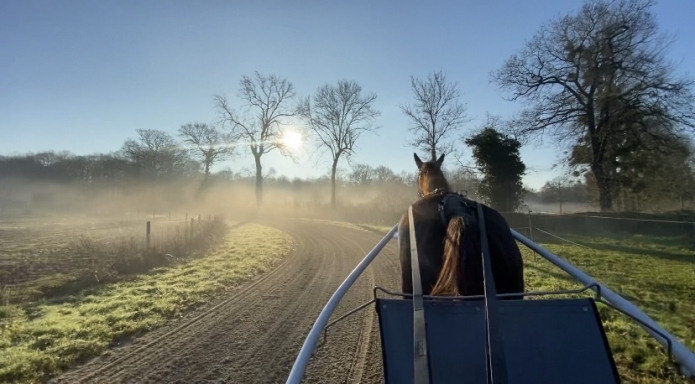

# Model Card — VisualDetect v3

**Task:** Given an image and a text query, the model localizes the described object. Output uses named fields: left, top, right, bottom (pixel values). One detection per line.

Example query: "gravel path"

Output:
left=54, top=218, right=400, bottom=384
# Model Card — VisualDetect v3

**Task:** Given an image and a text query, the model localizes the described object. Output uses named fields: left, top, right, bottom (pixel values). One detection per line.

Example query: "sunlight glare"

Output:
left=281, top=129, right=303, bottom=150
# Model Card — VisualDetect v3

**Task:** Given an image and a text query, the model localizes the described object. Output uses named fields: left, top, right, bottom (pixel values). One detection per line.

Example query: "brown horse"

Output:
left=397, top=153, right=525, bottom=297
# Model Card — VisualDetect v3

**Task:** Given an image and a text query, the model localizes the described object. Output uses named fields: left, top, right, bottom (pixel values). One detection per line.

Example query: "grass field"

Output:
left=360, top=223, right=695, bottom=384
left=0, top=223, right=293, bottom=383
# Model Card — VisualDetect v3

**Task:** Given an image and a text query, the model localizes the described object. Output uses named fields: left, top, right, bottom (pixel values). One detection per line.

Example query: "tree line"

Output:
left=0, top=126, right=530, bottom=211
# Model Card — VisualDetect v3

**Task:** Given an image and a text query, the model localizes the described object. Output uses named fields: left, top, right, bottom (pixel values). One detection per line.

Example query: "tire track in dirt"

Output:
left=301, top=228, right=401, bottom=384
left=229, top=230, right=339, bottom=383
left=341, top=235, right=379, bottom=384
left=358, top=230, right=402, bottom=384
left=344, top=229, right=402, bottom=384
left=55, top=219, right=401, bottom=384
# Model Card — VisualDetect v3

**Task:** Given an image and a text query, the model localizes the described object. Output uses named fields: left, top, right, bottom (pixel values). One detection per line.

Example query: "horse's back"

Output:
left=478, top=202, right=525, bottom=295
left=398, top=196, right=524, bottom=296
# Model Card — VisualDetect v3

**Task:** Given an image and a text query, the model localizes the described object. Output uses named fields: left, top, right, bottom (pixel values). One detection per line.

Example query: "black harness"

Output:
left=419, top=188, right=477, bottom=228
left=437, top=191, right=477, bottom=229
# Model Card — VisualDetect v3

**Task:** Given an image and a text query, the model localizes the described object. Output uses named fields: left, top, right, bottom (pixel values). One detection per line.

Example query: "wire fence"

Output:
left=0, top=213, right=221, bottom=292
left=0, top=213, right=232, bottom=349
left=502, top=211, right=695, bottom=243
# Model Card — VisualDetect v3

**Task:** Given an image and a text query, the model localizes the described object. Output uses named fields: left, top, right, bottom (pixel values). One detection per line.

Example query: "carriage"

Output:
left=285, top=153, right=695, bottom=383
left=284, top=219, right=695, bottom=384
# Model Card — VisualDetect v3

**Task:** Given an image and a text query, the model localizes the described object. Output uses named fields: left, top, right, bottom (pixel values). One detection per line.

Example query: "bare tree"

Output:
left=399, top=70, right=469, bottom=161
left=298, top=80, right=381, bottom=208
left=544, top=176, right=576, bottom=214
left=347, top=163, right=375, bottom=186
left=491, top=0, right=695, bottom=211
left=214, top=72, right=298, bottom=207
left=121, top=129, right=192, bottom=180
left=177, top=123, right=232, bottom=178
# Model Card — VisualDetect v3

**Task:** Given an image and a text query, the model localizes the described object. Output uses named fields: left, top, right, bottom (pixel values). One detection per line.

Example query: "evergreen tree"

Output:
left=466, top=127, right=526, bottom=212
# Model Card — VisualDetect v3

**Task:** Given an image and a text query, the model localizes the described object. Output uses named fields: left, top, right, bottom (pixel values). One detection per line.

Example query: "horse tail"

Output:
left=431, top=216, right=465, bottom=296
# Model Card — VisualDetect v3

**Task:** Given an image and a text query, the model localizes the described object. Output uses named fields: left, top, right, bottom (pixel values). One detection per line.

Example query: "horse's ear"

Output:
left=436, top=153, right=445, bottom=167
left=413, top=153, right=423, bottom=168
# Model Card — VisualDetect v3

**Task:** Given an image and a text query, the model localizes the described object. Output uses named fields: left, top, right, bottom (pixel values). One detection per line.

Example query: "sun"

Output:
left=280, top=129, right=303, bottom=149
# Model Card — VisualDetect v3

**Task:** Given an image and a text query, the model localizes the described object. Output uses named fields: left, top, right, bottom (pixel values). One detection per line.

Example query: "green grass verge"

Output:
left=359, top=224, right=694, bottom=383
left=294, top=217, right=369, bottom=232
left=0, top=223, right=293, bottom=383
left=525, top=234, right=694, bottom=383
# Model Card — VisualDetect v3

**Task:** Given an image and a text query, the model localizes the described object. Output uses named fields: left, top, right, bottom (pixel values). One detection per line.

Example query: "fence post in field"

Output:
left=1, top=284, right=9, bottom=307
left=146, top=221, right=151, bottom=248
left=185, top=213, right=188, bottom=222
left=190, top=218, right=195, bottom=238
left=527, top=210, right=536, bottom=261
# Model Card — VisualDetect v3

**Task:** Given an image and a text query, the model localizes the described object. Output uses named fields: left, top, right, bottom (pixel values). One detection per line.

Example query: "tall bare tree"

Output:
left=491, top=0, right=695, bottom=211
left=399, top=70, right=469, bottom=161
left=177, top=123, right=231, bottom=178
left=298, top=80, right=381, bottom=208
left=214, top=72, right=298, bottom=207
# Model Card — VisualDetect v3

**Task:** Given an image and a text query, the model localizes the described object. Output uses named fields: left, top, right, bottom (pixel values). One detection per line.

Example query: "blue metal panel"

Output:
left=499, top=298, right=619, bottom=384
left=377, top=297, right=619, bottom=384
left=377, top=298, right=488, bottom=384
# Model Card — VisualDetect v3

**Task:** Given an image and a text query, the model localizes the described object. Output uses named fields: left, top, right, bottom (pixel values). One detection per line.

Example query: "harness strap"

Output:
left=476, top=202, right=509, bottom=384
left=408, top=205, right=431, bottom=384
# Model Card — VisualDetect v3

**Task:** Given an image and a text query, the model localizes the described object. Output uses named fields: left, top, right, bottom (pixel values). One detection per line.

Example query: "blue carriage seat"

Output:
left=376, top=296, right=620, bottom=384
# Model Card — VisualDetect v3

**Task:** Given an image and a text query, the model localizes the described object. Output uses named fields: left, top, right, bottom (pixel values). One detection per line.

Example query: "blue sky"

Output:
left=1, top=0, right=693, bottom=190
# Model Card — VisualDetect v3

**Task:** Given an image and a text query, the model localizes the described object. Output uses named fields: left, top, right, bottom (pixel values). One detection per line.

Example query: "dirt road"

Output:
left=55, top=218, right=401, bottom=384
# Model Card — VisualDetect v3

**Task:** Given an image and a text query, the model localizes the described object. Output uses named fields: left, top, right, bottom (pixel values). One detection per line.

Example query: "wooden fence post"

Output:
left=146, top=221, right=151, bottom=248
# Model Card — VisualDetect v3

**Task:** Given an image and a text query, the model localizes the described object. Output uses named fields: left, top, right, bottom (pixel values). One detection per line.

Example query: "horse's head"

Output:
left=414, top=153, right=450, bottom=197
